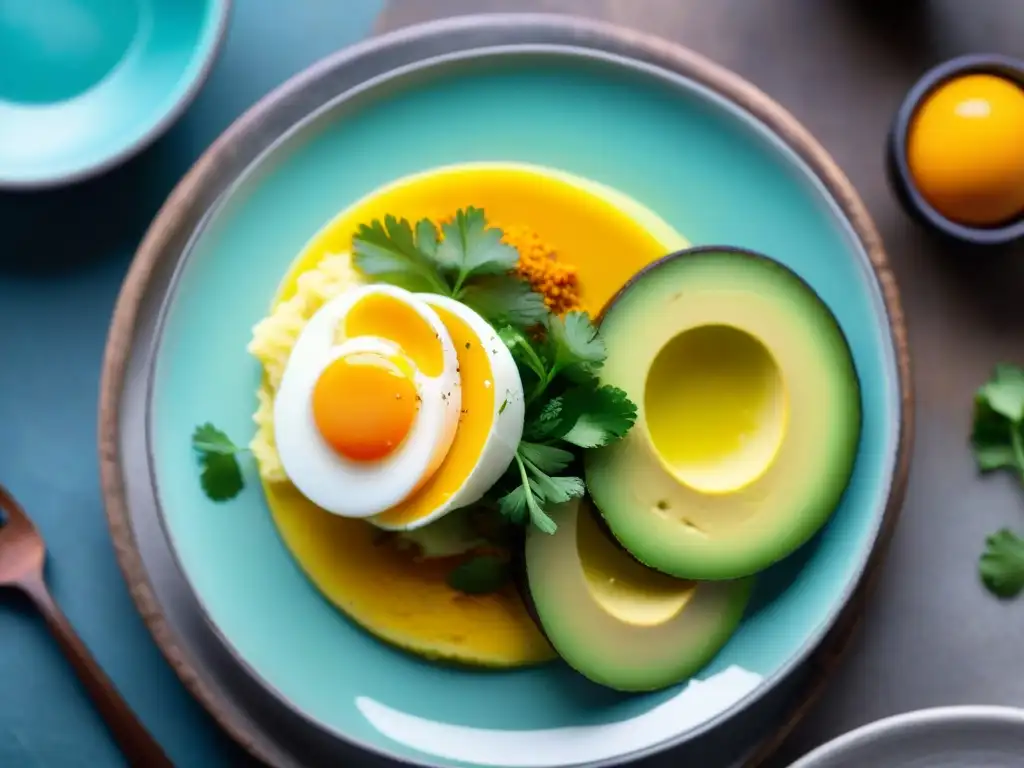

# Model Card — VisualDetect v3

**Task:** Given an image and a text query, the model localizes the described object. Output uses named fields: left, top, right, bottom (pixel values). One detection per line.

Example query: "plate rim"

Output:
left=98, top=12, right=914, bottom=768
left=788, top=705, right=1024, bottom=766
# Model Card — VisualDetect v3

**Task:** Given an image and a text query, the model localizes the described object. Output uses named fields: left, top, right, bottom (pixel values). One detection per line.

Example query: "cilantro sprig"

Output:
left=352, top=208, right=548, bottom=329
left=488, top=312, right=637, bottom=535
left=191, top=424, right=248, bottom=502
left=353, top=211, right=639, bottom=536
left=971, top=364, right=1024, bottom=597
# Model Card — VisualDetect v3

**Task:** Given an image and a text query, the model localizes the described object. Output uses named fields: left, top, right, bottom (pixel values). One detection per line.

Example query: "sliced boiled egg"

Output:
left=371, top=294, right=524, bottom=531
left=274, top=286, right=461, bottom=517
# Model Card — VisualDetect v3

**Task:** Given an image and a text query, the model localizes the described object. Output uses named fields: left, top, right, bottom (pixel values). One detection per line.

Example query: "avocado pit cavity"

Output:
left=644, top=323, right=787, bottom=495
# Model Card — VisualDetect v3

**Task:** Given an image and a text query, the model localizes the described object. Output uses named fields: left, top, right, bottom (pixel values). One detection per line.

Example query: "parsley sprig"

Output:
left=971, top=364, right=1024, bottom=597
left=352, top=208, right=548, bottom=329
left=489, top=313, right=637, bottom=534
left=191, top=423, right=248, bottom=502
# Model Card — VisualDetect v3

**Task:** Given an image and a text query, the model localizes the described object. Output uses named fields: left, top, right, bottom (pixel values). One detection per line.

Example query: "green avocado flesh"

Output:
left=586, top=248, right=861, bottom=581
left=525, top=499, right=751, bottom=692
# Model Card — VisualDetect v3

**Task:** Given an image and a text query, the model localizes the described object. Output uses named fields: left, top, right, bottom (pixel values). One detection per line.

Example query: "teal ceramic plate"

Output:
left=0, top=0, right=230, bottom=189
left=100, top=15, right=911, bottom=768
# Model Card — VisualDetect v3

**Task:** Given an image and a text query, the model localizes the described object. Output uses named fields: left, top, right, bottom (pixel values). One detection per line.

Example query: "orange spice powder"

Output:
left=439, top=214, right=582, bottom=316
left=499, top=224, right=581, bottom=316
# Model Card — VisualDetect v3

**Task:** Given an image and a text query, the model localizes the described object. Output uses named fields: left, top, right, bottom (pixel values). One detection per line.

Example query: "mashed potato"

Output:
left=247, top=252, right=365, bottom=482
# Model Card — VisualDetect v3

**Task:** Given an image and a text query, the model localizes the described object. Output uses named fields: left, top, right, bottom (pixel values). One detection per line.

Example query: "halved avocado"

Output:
left=525, top=499, right=751, bottom=692
left=586, top=247, right=861, bottom=580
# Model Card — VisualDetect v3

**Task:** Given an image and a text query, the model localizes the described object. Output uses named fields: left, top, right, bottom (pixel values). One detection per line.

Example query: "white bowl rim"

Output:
left=788, top=705, right=1024, bottom=767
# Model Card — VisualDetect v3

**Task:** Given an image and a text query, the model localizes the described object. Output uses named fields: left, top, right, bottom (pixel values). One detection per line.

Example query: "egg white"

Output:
left=372, top=295, right=525, bottom=531
left=273, top=285, right=461, bottom=517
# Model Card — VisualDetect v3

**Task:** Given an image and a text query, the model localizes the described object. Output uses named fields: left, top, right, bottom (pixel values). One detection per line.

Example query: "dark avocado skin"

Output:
left=512, top=544, right=545, bottom=636
left=596, top=244, right=855, bottom=325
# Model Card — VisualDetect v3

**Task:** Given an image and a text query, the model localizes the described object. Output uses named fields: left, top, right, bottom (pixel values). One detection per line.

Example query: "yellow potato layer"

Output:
left=266, top=483, right=552, bottom=666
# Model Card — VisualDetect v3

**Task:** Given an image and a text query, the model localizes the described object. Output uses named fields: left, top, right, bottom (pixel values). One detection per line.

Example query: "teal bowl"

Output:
left=0, top=0, right=230, bottom=189
left=100, top=15, right=912, bottom=768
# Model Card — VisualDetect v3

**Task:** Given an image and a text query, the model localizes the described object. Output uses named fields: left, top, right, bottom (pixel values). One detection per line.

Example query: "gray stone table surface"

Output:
left=376, top=1, right=1024, bottom=765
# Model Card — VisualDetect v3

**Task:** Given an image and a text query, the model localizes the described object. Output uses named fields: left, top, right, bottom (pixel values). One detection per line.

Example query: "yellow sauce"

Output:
left=276, top=162, right=687, bottom=315
left=263, top=162, right=687, bottom=667
left=266, top=482, right=553, bottom=666
left=908, top=73, right=1024, bottom=226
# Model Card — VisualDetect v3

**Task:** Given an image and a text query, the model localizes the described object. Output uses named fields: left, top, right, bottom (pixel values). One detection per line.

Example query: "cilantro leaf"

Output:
left=980, top=529, right=1024, bottom=598
left=525, top=385, right=637, bottom=446
left=415, top=218, right=440, bottom=259
left=191, top=424, right=246, bottom=502
left=193, top=423, right=241, bottom=455
left=974, top=442, right=1020, bottom=473
left=971, top=369, right=1024, bottom=477
left=498, top=326, right=548, bottom=380
left=526, top=497, right=558, bottom=534
left=437, top=208, right=519, bottom=291
left=972, top=399, right=1021, bottom=472
left=497, top=484, right=531, bottom=525
left=527, top=471, right=585, bottom=505
left=518, top=443, right=584, bottom=504
left=523, top=394, right=586, bottom=442
left=460, top=277, right=548, bottom=329
left=518, top=441, right=574, bottom=474
left=497, top=476, right=555, bottom=534
left=199, top=454, right=245, bottom=502
left=979, top=364, right=1024, bottom=422
left=446, top=555, right=511, bottom=595
left=562, top=386, right=638, bottom=448
left=352, top=216, right=450, bottom=294
left=546, top=311, right=606, bottom=376
left=511, top=454, right=558, bottom=534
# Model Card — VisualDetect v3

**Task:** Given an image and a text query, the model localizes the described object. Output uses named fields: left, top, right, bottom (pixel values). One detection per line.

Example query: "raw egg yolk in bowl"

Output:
left=252, top=162, right=687, bottom=668
left=907, top=73, right=1024, bottom=227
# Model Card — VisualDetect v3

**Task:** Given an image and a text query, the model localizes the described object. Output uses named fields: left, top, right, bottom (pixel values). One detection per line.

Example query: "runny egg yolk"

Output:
left=312, top=353, right=419, bottom=462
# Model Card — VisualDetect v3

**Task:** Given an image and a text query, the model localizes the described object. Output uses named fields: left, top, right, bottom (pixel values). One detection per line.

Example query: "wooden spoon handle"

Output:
left=20, top=577, right=174, bottom=767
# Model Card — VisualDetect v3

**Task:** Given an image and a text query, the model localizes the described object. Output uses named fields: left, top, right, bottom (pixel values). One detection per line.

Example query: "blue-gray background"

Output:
left=6, top=1, right=1024, bottom=766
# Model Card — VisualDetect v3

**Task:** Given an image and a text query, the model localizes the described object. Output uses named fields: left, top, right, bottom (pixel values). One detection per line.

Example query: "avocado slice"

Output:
left=525, top=499, right=751, bottom=692
left=586, top=247, right=861, bottom=581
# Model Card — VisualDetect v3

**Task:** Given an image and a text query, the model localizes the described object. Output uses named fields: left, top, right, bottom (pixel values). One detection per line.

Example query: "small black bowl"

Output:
left=887, top=53, right=1024, bottom=246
